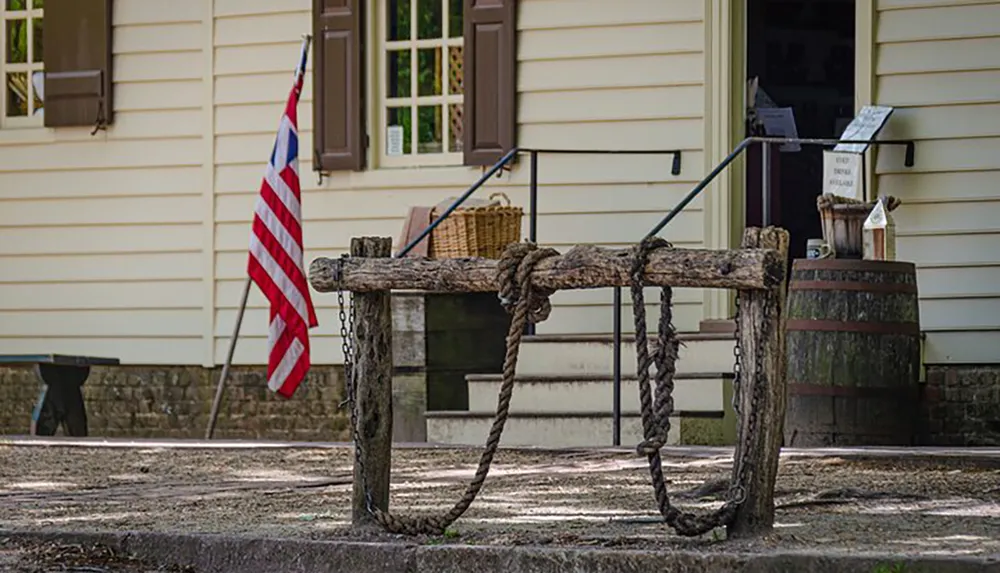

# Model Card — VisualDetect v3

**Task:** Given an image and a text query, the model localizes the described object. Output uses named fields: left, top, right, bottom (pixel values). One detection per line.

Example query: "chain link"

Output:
left=336, top=254, right=374, bottom=516
left=731, top=293, right=742, bottom=418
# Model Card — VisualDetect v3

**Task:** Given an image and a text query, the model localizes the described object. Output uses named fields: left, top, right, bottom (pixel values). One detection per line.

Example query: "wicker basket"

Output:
left=429, top=192, right=523, bottom=259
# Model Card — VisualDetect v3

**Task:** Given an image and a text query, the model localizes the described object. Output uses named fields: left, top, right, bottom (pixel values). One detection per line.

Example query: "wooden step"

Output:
left=425, top=411, right=672, bottom=448
left=514, top=333, right=736, bottom=377
left=425, top=409, right=734, bottom=448
left=465, top=372, right=733, bottom=415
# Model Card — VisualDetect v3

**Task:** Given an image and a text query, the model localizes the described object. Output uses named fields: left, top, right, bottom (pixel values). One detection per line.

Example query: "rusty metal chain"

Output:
left=628, top=236, right=771, bottom=537
left=732, top=293, right=742, bottom=418
left=336, top=243, right=558, bottom=535
left=336, top=255, right=375, bottom=516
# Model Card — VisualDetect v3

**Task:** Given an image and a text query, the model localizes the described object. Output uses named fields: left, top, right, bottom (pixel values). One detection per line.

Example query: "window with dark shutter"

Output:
left=42, top=0, right=113, bottom=130
left=463, top=0, right=517, bottom=166
left=314, top=0, right=366, bottom=172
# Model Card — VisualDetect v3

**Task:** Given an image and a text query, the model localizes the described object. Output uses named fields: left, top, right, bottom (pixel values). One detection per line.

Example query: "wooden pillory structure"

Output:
left=308, top=227, right=790, bottom=539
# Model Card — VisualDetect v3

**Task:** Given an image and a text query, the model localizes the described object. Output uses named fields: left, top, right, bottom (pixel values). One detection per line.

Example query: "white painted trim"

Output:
left=364, top=0, right=377, bottom=172
left=704, top=0, right=741, bottom=322
left=856, top=0, right=877, bottom=201
left=202, top=0, right=217, bottom=367
left=0, top=5, right=45, bottom=128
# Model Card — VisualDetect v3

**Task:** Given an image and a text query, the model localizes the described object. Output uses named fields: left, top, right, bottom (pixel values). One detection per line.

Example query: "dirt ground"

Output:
left=2, top=441, right=1000, bottom=570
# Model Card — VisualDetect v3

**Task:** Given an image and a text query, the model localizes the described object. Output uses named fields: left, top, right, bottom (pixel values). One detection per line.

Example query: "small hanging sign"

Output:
left=386, top=125, right=404, bottom=156
left=834, top=105, right=895, bottom=154
left=822, top=150, right=863, bottom=200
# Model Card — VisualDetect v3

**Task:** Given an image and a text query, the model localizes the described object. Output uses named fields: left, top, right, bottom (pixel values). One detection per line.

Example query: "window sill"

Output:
left=378, top=152, right=466, bottom=169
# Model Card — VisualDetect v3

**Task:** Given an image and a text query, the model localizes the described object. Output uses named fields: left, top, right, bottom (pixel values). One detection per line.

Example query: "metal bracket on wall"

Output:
left=481, top=162, right=513, bottom=180
left=313, top=148, right=327, bottom=186
left=90, top=103, right=108, bottom=136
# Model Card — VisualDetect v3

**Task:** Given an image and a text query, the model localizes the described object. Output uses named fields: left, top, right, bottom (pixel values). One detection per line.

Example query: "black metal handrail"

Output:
left=394, top=147, right=684, bottom=259
left=606, top=134, right=916, bottom=446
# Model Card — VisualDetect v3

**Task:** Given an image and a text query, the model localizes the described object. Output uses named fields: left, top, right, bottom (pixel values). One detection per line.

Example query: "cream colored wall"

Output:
left=0, top=0, right=712, bottom=367
left=213, top=0, right=711, bottom=365
left=0, top=0, right=210, bottom=365
left=874, top=0, right=1000, bottom=363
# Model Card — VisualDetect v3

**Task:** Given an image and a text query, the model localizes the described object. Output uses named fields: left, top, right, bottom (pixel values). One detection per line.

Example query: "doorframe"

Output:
left=702, top=0, right=876, bottom=322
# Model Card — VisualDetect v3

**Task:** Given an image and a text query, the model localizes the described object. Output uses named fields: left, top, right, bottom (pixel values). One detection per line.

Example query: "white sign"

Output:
left=756, top=107, right=800, bottom=152
left=834, top=105, right=894, bottom=154
left=823, top=150, right=863, bottom=200
left=386, top=125, right=404, bottom=156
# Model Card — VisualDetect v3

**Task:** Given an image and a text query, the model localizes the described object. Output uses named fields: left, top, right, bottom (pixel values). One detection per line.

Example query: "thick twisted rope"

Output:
left=629, top=236, right=742, bottom=537
left=367, top=241, right=558, bottom=535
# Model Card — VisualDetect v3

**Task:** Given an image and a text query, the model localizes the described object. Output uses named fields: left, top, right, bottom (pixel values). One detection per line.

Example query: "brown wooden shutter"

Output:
left=313, top=0, right=366, bottom=172
left=463, top=0, right=517, bottom=166
left=42, top=0, right=113, bottom=130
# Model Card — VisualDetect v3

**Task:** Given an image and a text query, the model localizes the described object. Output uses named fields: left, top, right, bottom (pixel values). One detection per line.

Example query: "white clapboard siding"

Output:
left=0, top=281, right=204, bottom=310
left=0, top=166, right=204, bottom=200
left=0, top=5, right=209, bottom=365
left=0, top=310, right=203, bottom=337
left=215, top=183, right=706, bottom=222
left=875, top=1, right=1000, bottom=363
left=116, top=81, right=204, bottom=112
left=0, top=0, right=714, bottom=366
left=0, top=253, right=204, bottom=283
left=113, top=0, right=202, bottom=26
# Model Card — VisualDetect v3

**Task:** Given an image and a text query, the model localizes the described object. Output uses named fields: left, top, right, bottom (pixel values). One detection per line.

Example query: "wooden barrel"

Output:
left=784, top=259, right=921, bottom=447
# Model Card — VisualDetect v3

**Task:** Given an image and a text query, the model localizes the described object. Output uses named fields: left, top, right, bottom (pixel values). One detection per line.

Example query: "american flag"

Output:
left=247, top=38, right=318, bottom=398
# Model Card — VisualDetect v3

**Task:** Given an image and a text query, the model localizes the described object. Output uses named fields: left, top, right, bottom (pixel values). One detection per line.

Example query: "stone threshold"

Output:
left=3, top=530, right=996, bottom=573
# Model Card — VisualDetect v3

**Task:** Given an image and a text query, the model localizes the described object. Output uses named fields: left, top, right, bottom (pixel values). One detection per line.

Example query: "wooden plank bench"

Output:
left=0, top=354, right=120, bottom=437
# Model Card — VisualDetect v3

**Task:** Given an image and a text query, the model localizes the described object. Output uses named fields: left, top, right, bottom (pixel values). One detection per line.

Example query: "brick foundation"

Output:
left=0, top=365, right=348, bottom=441
left=0, top=364, right=429, bottom=443
left=919, top=365, right=1000, bottom=446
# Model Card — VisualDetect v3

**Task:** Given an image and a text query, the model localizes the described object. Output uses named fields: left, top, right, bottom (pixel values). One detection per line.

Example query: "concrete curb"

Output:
left=4, top=530, right=999, bottom=573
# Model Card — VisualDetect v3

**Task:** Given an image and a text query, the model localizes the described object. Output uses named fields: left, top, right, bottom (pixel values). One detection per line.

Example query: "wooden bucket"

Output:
left=784, top=259, right=921, bottom=447
left=819, top=203, right=870, bottom=259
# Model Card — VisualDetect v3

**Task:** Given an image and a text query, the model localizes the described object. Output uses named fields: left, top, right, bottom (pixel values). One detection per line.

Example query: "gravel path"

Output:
left=2, top=442, right=999, bottom=567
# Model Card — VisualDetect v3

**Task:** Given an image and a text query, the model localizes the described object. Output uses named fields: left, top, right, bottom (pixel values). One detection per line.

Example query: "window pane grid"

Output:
left=386, top=95, right=462, bottom=106
left=1, top=4, right=43, bottom=124
left=382, top=0, right=463, bottom=162
left=384, top=38, right=462, bottom=50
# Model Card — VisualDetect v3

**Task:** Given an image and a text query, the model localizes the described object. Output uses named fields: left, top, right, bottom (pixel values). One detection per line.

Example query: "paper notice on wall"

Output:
left=386, top=125, right=404, bottom=156
left=756, top=107, right=800, bottom=152
left=822, top=150, right=863, bottom=200
left=834, top=105, right=894, bottom=154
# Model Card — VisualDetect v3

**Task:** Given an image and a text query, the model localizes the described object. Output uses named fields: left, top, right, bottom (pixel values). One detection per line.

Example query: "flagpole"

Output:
left=205, top=276, right=251, bottom=439
left=204, top=33, right=312, bottom=440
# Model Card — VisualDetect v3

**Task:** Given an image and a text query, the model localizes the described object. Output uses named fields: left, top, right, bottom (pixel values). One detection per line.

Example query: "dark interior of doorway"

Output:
left=745, top=0, right=856, bottom=261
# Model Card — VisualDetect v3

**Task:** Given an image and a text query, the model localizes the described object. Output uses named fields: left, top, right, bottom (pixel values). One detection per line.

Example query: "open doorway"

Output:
left=744, top=0, right=856, bottom=261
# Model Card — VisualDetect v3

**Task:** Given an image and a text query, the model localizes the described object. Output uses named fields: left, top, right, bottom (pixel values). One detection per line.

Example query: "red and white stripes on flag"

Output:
left=247, top=38, right=318, bottom=398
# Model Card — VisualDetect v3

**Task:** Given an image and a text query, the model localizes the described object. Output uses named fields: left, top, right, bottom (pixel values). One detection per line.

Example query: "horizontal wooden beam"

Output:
left=309, top=240, right=784, bottom=294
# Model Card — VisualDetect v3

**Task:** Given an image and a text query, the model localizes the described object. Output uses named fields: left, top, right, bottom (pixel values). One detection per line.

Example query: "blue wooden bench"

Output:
left=0, top=354, right=119, bottom=437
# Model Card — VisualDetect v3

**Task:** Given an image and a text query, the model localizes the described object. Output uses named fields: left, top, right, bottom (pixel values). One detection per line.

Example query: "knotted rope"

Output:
left=629, top=236, right=746, bottom=537
left=366, top=241, right=558, bottom=535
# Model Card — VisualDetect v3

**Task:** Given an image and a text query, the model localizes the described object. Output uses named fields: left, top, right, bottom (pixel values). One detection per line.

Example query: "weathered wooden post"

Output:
left=728, top=227, right=789, bottom=538
left=350, top=237, right=394, bottom=528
